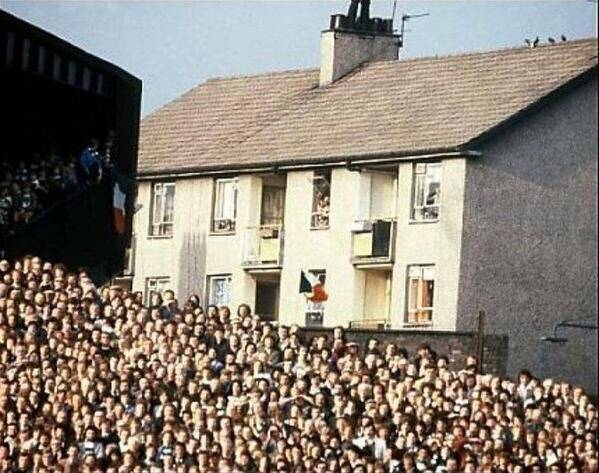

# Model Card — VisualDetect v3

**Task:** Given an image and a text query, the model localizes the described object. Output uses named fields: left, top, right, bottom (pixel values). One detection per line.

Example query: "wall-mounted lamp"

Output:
left=540, top=319, right=598, bottom=344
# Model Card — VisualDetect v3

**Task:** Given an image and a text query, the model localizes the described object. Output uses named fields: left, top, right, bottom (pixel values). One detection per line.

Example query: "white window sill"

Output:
left=147, top=234, right=173, bottom=240
left=403, top=322, right=434, bottom=328
left=310, top=226, right=330, bottom=231
left=209, top=231, right=236, bottom=237
left=408, top=219, right=439, bottom=225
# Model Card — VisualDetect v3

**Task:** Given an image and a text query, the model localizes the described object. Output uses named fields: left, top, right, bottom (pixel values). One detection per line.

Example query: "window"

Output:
left=82, top=67, right=91, bottom=90
left=67, top=60, right=77, bottom=85
left=207, top=274, right=232, bottom=307
left=6, top=31, right=16, bottom=66
left=261, top=185, right=285, bottom=226
left=150, top=182, right=175, bottom=237
left=406, top=265, right=435, bottom=325
left=145, top=277, right=170, bottom=305
left=53, top=53, right=61, bottom=80
left=123, top=234, right=136, bottom=276
left=21, top=37, right=30, bottom=69
left=412, top=163, right=441, bottom=221
left=311, top=170, right=331, bottom=229
left=212, top=178, right=238, bottom=233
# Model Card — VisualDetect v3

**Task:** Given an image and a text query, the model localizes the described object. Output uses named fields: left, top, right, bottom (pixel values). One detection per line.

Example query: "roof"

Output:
left=138, top=38, right=598, bottom=176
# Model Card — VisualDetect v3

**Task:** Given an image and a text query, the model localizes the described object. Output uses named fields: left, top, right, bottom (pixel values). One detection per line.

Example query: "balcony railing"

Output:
left=350, top=218, right=396, bottom=265
left=242, top=225, right=284, bottom=268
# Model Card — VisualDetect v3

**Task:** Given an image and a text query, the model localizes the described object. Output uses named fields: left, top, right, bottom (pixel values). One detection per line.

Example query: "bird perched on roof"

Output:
left=561, top=35, right=567, bottom=42
left=548, top=37, right=556, bottom=44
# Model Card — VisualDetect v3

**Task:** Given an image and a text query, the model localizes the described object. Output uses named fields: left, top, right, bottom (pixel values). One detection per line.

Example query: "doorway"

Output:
left=255, top=279, right=280, bottom=321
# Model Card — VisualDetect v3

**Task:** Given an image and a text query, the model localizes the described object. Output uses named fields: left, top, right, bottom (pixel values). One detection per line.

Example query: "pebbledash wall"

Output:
left=132, top=158, right=466, bottom=331
left=457, top=78, right=599, bottom=396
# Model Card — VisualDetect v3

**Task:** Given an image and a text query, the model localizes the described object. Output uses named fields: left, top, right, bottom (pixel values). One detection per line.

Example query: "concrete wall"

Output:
left=457, top=78, right=598, bottom=395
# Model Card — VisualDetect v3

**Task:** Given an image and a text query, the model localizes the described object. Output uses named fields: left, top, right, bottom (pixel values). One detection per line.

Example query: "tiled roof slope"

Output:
left=139, top=39, right=597, bottom=175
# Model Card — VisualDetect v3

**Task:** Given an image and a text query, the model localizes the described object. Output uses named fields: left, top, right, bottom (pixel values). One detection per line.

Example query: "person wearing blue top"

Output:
left=78, top=138, right=103, bottom=184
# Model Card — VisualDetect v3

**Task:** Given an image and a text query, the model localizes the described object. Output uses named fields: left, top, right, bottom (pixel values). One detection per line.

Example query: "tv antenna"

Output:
left=399, top=12, right=430, bottom=47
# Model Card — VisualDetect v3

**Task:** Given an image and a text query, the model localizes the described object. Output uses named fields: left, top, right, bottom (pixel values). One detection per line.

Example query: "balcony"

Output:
left=350, top=219, right=396, bottom=266
left=242, top=225, right=284, bottom=270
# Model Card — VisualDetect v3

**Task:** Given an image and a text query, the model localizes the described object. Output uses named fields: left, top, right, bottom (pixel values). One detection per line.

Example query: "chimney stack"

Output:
left=319, top=1, right=401, bottom=87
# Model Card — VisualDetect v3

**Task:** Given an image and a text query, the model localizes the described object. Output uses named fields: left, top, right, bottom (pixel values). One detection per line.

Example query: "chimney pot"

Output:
left=330, top=14, right=348, bottom=31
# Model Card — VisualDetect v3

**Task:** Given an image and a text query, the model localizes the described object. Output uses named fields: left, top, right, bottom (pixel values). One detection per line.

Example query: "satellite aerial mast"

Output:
left=400, top=13, right=430, bottom=46
left=394, top=0, right=430, bottom=48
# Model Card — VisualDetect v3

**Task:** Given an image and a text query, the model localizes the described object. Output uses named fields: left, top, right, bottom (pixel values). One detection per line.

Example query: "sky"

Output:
left=3, top=1, right=597, bottom=117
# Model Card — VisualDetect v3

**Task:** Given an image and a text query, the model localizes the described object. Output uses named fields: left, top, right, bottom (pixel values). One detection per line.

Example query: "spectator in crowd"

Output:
left=78, top=139, right=103, bottom=185
left=0, top=135, right=113, bottom=236
left=315, top=194, right=330, bottom=228
left=0, top=255, right=597, bottom=473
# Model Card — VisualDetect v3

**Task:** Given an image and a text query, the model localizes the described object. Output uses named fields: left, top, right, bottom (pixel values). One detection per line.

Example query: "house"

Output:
left=132, top=9, right=598, bottom=392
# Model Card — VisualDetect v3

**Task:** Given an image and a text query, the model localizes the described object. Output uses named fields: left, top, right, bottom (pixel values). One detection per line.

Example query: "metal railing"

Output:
left=241, top=224, right=284, bottom=268
left=350, top=218, right=396, bottom=264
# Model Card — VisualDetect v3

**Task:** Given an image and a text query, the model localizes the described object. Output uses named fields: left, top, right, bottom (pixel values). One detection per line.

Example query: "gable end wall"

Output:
left=457, top=77, right=598, bottom=394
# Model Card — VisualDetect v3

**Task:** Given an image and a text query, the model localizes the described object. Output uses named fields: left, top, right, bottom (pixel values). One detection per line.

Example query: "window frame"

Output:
left=206, top=274, right=233, bottom=307
left=212, top=178, right=239, bottom=234
left=411, top=162, right=442, bottom=222
left=149, top=182, right=176, bottom=237
left=310, top=169, right=332, bottom=230
left=405, top=265, right=435, bottom=326
left=144, top=276, right=170, bottom=305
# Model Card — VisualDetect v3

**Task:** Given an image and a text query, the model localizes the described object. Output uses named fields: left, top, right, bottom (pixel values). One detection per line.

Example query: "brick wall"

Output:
left=298, top=327, right=509, bottom=376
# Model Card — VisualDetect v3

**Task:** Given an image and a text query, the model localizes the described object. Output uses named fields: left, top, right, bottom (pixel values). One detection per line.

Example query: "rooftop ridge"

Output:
left=205, top=67, right=320, bottom=83
left=369, top=36, right=598, bottom=68
left=196, top=37, right=598, bottom=85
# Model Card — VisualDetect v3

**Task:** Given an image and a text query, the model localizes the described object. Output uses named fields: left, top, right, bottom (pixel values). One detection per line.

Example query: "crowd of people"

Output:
left=0, top=256, right=597, bottom=473
left=0, top=134, right=113, bottom=235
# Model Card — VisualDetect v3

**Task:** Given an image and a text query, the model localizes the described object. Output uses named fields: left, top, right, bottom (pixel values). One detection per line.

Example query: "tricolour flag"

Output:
left=299, top=269, right=328, bottom=302
left=113, top=181, right=126, bottom=235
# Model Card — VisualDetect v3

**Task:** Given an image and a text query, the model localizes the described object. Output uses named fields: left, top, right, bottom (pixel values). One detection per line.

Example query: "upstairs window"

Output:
left=261, top=185, right=285, bottom=226
left=406, top=265, right=435, bottom=325
left=412, top=162, right=441, bottom=221
left=213, top=178, right=238, bottom=233
left=150, top=182, right=175, bottom=237
left=311, top=170, right=331, bottom=229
